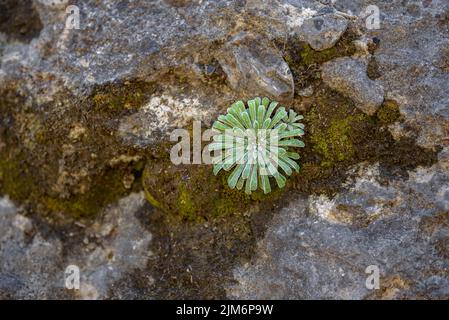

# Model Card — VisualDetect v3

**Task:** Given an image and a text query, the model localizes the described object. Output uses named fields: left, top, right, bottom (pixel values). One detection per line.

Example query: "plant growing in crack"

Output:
left=209, top=97, right=305, bottom=194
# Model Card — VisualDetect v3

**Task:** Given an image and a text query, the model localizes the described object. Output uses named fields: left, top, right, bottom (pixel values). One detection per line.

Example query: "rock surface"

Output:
left=0, top=0, right=448, bottom=299
left=299, top=12, right=349, bottom=51
left=217, top=33, right=295, bottom=100
left=229, top=153, right=449, bottom=299
left=0, top=193, right=153, bottom=299
left=321, top=57, right=384, bottom=115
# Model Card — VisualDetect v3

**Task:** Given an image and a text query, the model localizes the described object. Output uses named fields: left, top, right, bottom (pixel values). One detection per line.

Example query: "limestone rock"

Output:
left=321, top=57, right=384, bottom=115
left=216, top=33, right=295, bottom=100
left=299, top=13, right=349, bottom=51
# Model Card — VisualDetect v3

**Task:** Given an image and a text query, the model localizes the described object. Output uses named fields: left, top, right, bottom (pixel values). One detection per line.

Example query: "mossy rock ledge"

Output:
left=142, top=160, right=285, bottom=222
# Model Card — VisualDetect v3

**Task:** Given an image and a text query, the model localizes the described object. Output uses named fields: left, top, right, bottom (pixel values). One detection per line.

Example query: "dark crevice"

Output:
left=0, top=0, right=43, bottom=42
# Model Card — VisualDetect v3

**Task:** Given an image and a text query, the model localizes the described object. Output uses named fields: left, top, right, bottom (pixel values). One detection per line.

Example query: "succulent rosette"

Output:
left=209, top=97, right=305, bottom=194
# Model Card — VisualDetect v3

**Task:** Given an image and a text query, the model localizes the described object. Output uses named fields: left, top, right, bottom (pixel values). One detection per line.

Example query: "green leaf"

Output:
left=242, top=161, right=252, bottom=179
left=281, top=156, right=300, bottom=172
left=248, top=100, right=257, bottom=124
left=223, top=162, right=235, bottom=171
left=235, top=100, right=245, bottom=113
left=286, top=151, right=300, bottom=160
left=245, top=176, right=252, bottom=194
left=259, top=172, right=271, bottom=194
left=278, top=139, right=305, bottom=147
left=268, top=108, right=287, bottom=129
left=291, top=123, right=305, bottom=129
left=227, top=106, right=242, bottom=122
left=273, top=172, right=286, bottom=188
left=275, top=122, right=287, bottom=132
left=264, top=101, right=278, bottom=121
left=278, top=159, right=292, bottom=176
left=225, top=114, right=245, bottom=130
left=213, top=163, right=224, bottom=175
left=213, top=121, right=230, bottom=132
left=240, top=111, right=252, bottom=129
left=279, top=129, right=304, bottom=139
left=250, top=164, right=258, bottom=191
left=289, top=109, right=296, bottom=122
left=253, top=120, right=259, bottom=130
left=228, top=164, right=245, bottom=189
left=236, top=176, right=245, bottom=190
left=262, top=118, right=271, bottom=129
left=262, top=97, right=270, bottom=108
left=218, top=115, right=233, bottom=127
left=257, top=104, right=266, bottom=125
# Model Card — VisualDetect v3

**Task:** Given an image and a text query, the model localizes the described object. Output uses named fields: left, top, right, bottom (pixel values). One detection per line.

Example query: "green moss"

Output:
left=0, top=148, right=130, bottom=219
left=91, top=81, right=156, bottom=113
left=178, top=184, right=203, bottom=222
left=0, top=153, right=36, bottom=203
left=299, top=44, right=340, bottom=67
left=376, top=100, right=401, bottom=125
left=305, top=94, right=369, bottom=168
left=141, top=155, right=288, bottom=222
left=279, top=33, right=357, bottom=90
left=311, top=116, right=354, bottom=166
left=43, top=169, right=129, bottom=219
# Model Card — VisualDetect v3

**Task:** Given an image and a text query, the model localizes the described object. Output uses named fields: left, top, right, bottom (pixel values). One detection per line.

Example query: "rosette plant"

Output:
left=209, top=97, right=305, bottom=194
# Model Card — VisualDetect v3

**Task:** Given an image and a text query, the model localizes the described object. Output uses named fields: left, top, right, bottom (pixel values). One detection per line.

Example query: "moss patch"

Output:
left=142, top=161, right=256, bottom=222
left=0, top=81, right=152, bottom=221
left=376, top=100, right=401, bottom=125
left=277, top=29, right=358, bottom=91
left=287, top=87, right=439, bottom=196
left=0, top=147, right=133, bottom=219
left=142, top=159, right=288, bottom=222
left=91, top=80, right=157, bottom=114
left=42, top=168, right=130, bottom=219
left=0, top=150, right=37, bottom=203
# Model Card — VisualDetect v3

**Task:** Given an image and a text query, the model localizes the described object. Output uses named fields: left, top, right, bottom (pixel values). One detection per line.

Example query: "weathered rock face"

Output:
left=0, top=0, right=448, bottom=299
left=299, top=11, right=349, bottom=51
left=0, top=193, right=153, bottom=299
left=321, top=57, right=384, bottom=115
left=229, top=153, right=449, bottom=299
left=216, top=33, right=295, bottom=100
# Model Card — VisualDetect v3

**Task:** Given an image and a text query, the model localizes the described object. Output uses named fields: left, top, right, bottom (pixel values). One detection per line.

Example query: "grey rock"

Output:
left=321, top=57, right=384, bottom=115
left=0, top=197, right=65, bottom=299
left=0, top=193, right=153, bottom=299
left=117, top=89, right=218, bottom=148
left=299, top=13, right=349, bottom=51
left=0, top=274, right=24, bottom=296
left=229, top=151, right=449, bottom=299
left=216, top=33, right=295, bottom=100
left=334, top=0, right=449, bottom=148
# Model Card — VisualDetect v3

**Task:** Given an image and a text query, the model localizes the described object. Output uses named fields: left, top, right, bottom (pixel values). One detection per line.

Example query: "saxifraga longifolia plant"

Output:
left=209, top=97, right=305, bottom=194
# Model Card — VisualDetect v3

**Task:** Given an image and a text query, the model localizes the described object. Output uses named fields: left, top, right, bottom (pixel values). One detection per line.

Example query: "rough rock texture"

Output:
left=0, top=0, right=448, bottom=299
left=321, top=57, right=384, bottom=115
left=299, top=12, right=349, bottom=51
left=0, top=193, right=153, bottom=299
left=229, top=151, right=449, bottom=299
left=216, top=33, right=295, bottom=100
